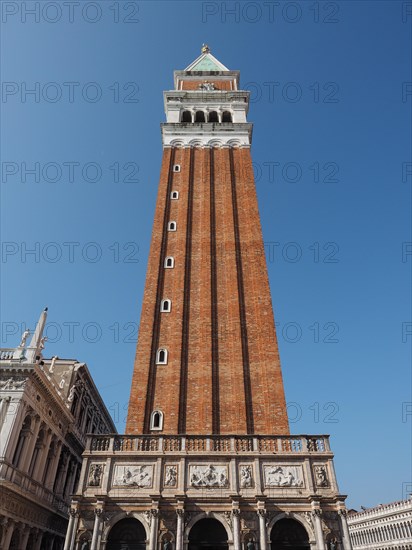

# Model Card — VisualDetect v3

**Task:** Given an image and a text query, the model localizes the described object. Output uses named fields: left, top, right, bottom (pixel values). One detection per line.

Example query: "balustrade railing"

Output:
left=0, top=459, right=68, bottom=513
left=0, top=349, right=15, bottom=360
left=88, top=434, right=330, bottom=454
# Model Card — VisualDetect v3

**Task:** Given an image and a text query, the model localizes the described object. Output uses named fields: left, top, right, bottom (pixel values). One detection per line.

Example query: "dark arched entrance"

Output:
left=107, top=518, right=146, bottom=550
left=271, top=519, right=310, bottom=550
left=189, top=518, right=228, bottom=550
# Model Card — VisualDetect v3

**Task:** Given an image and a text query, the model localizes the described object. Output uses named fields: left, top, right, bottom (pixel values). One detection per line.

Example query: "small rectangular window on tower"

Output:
left=173, top=165, right=181, bottom=172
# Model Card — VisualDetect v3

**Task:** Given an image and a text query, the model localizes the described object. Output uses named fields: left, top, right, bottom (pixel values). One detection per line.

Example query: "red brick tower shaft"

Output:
left=126, top=48, right=289, bottom=436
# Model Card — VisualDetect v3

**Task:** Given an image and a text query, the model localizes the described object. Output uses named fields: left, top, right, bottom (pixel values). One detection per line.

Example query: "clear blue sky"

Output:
left=1, top=1, right=411, bottom=510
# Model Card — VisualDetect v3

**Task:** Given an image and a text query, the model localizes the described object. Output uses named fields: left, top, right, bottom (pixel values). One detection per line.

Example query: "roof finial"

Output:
left=201, top=44, right=210, bottom=54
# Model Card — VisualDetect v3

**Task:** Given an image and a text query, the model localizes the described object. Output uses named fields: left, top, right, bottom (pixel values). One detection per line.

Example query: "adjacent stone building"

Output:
left=0, top=308, right=116, bottom=550
left=348, top=499, right=412, bottom=550
left=65, top=47, right=353, bottom=550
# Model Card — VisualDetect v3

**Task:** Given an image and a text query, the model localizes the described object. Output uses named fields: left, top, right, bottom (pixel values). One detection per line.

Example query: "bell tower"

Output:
left=68, top=49, right=352, bottom=550
left=126, top=46, right=289, bottom=436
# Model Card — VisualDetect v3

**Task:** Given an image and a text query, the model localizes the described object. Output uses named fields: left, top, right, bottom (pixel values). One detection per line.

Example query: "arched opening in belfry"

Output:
left=182, top=110, right=192, bottom=123
left=208, top=111, right=219, bottom=123
left=222, top=111, right=232, bottom=122
left=107, top=518, right=147, bottom=550
left=195, top=111, right=206, bottom=123
left=270, top=518, right=310, bottom=550
left=188, top=518, right=229, bottom=550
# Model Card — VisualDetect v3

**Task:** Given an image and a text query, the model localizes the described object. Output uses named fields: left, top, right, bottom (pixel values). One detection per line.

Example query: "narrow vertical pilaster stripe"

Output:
left=143, top=148, right=176, bottom=433
left=178, top=147, right=195, bottom=434
left=229, top=147, right=254, bottom=434
left=210, top=147, right=220, bottom=434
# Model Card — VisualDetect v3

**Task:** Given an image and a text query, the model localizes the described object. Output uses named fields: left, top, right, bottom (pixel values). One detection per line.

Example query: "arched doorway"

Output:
left=106, top=518, right=146, bottom=550
left=188, top=518, right=228, bottom=550
left=270, top=519, right=310, bottom=550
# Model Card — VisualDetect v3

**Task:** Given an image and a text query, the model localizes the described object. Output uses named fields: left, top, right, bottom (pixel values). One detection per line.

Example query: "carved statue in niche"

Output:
left=190, top=464, right=228, bottom=487
left=88, top=464, right=104, bottom=486
left=315, top=465, right=329, bottom=487
left=164, top=465, right=178, bottom=487
left=240, top=465, right=253, bottom=488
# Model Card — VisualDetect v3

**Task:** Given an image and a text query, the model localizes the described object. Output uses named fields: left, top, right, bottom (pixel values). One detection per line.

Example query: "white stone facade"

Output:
left=65, top=434, right=352, bottom=550
left=347, top=500, right=412, bottom=550
left=0, top=310, right=116, bottom=550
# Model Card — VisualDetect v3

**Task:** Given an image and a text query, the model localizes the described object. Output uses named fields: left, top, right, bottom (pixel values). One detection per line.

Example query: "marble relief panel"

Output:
left=189, top=464, right=229, bottom=488
left=112, top=464, right=154, bottom=488
left=263, top=464, right=304, bottom=488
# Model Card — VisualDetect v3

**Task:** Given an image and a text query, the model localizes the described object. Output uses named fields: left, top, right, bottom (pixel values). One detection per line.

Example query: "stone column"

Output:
left=312, top=511, right=326, bottom=550
left=0, top=396, right=11, bottom=429
left=63, top=510, right=77, bottom=550
left=257, top=510, right=267, bottom=550
left=20, top=526, right=31, bottom=550
left=67, top=462, right=80, bottom=496
left=69, top=512, right=80, bottom=550
left=44, top=440, right=62, bottom=491
left=90, top=508, right=103, bottom=550
left=33, top=429, right=52, bottom=481
left=176, top=510, right=184, bottom=550
left=3, top=400, right=28, bottom=462
left=338, top=511, right=353, bottom=550
left=63, top=460, right=76, bottom=499
left=33, top=530, right=43, bottom=550
left=232, top=509, right=241, bottom=550
left=20, top=416, right=41, bottom=472
left=1, top=519, right=15, bottom=550
left=55, top=451, right=70, bottom=495
left=148, top=509, right=159, bottom=550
